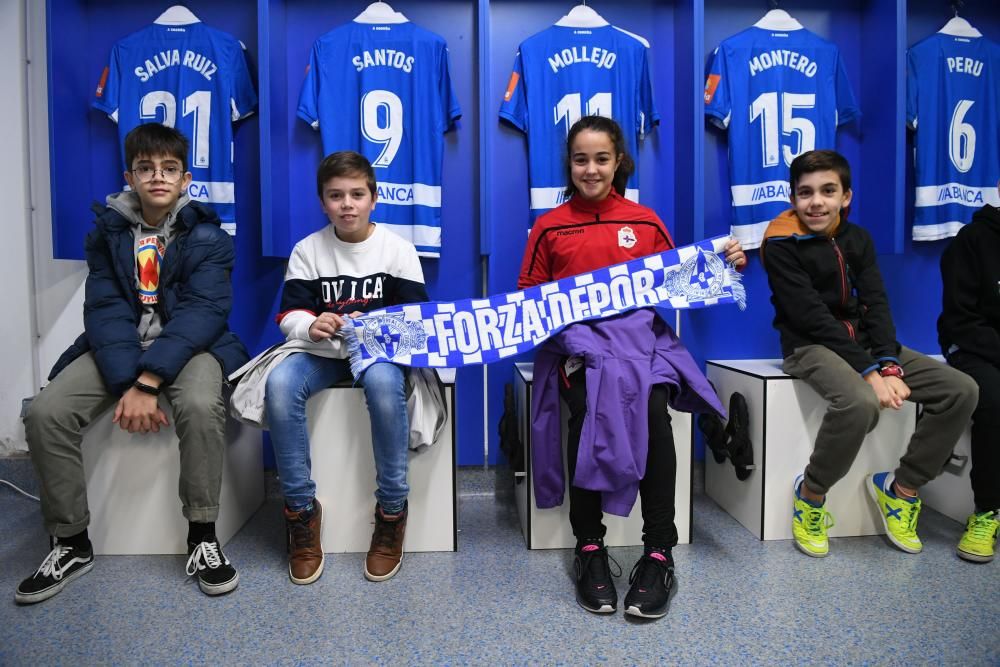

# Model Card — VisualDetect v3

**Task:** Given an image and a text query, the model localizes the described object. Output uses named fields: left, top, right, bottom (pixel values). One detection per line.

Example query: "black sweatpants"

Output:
left=947, top=350, right=1000, bottom=511
left=560, top=366, right=678, bottom=549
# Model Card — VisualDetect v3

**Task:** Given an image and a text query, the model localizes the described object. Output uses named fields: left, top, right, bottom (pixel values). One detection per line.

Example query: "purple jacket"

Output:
left=531, top=309, right=725, bottom=516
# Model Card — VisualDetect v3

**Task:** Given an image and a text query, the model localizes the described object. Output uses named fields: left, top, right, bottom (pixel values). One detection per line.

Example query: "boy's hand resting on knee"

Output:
left=864, top=371, right=904, bottom=410
left=883, top=376, right=911, bottom=403
left=114, top=372, right=169, bottom=434
left=309, top=311, right=363, bottom=341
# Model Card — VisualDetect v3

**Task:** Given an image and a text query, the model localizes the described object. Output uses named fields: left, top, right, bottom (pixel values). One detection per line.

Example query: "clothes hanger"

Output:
left=355, top=1, right=408, bottom=24
left=153, top=5, right=200, bottom=26
left=754, top=1, right=804, bottom=31
left=938, top=1, right=982, bottom=37
left=555, top=3, right=610, bottom=28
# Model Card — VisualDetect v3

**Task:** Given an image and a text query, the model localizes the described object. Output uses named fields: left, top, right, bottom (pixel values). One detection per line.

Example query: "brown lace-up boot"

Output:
left=364, top=503, right=407, bottom=581
left=285, top=498, right=324, bottom=584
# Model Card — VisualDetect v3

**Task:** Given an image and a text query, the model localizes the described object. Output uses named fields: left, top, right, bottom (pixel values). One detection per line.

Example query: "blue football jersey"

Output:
left=907, top=32, right=1000, bottom=241
left=498, top=24, right=658, bottom=220
left=298, top=20, right=462, bottom=258
left=93, top=20, right=258, bottom=234
left=705, top=27, right=859, bottom=249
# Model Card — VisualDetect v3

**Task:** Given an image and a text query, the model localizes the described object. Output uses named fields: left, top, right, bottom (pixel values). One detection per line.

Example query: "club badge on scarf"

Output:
left=343, top=236, right=746, bottom=376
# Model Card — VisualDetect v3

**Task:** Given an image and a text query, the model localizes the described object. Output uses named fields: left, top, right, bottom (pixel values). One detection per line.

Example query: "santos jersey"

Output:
left=705, top=27, right=859, bottom=249
left=93, top=20, right=258, bottom=234
left=298, top=20, right=462, bottom=258
left=907, top=32, right=1000, bottom=241
left=499, top=24, right=658, bottom=221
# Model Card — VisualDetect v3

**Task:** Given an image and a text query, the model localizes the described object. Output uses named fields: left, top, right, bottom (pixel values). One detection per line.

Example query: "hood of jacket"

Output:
left=760, top=208, right=842, bottom=260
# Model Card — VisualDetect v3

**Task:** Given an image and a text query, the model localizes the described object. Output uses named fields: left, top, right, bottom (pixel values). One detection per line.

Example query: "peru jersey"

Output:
left=93, top=21, right=258, bottom=234
left=705, top=27, right=859, bottom=249
left=907, top=33, right=1000, bottom=241
left=499, top=24, right=658, bottom=221
left=298, top=21, right=462, bottom=258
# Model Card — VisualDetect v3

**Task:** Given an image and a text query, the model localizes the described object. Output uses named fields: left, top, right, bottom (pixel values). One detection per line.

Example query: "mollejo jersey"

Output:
left=298, top=19, right=461, bottom=258
left=705, top=26, right=859, bottom=249
left=499, top=24, right=658, bottom=222
left=94, top=20, right=257, bottom=234
left=907, top=32, right=1000, bottom=241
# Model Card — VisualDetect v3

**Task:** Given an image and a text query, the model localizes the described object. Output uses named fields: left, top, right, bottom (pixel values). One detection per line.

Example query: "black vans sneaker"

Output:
left=15, top=540, right=94, bottom=605
left=623, top=550, right=677, bottom=619
left=573, top=541, right=620, bottom=614
left=186, top=536, right=239, bottom=596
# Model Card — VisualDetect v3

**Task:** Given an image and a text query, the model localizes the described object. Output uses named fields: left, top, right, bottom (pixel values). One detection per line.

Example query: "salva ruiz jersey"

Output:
left=93, top=20, right=258, bottom=234
left=499, top=24, right=659, bottom=221
left=705, top=27, right=860, bottom=249
left=298, top=20, right=462, bottom=258
left=907, top=32, right=1000, bottom=241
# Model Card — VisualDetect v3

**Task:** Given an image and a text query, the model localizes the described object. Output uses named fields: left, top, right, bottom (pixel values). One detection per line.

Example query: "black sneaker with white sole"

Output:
left=15, top=540, right=94, bottom=605
left=186, top=536, right=239, bottom=596
left=573, top=542, right=620, bottom=614
left=623, top=551, right=677, bottom=619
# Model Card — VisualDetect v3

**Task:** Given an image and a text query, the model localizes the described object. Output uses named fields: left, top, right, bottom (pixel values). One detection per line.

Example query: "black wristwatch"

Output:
left=133, top=380, right=162, bottom=396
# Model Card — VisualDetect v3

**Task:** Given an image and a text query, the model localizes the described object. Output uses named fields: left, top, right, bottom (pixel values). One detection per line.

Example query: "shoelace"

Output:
left=372, top=515, right=403, bottom=550
left=35, top=544, right=73, bottom=581
left=900, top=499, right=921, bottom=537
left=967, top=513, right=999, bottom=542
left=803, top=505, right=835, bottom=536
left=289, top=520, right=316, bottom=550
left=628, top=554, right=672, bottom=589
left=580, top=548, right=622, bottom=585
left=185, top=541, right=224, bottom=576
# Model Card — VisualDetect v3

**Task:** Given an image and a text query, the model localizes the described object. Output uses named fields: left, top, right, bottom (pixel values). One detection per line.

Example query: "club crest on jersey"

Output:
left=663, top=247, right=726, bottom=301
left=361, top=314, right=428, bottom=360
left=618, top=226, right=637, bottom=249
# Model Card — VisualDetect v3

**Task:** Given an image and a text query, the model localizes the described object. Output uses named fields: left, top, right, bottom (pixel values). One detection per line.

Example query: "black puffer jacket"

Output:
left=761, top=210, right=899, bottom=375
left=939, top=204, right=1000, bottom=365
left=49, top=199, right=249, bottom=395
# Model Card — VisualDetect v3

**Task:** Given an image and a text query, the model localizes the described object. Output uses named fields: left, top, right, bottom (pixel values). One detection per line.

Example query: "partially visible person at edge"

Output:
left=938, top=178, right=1000, bottom=564
left=517, top=114, right=746, bottom=620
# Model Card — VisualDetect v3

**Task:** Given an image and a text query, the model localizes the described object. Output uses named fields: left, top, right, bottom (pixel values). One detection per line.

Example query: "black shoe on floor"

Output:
left=623, top=551, right=677, bottom=619
left=573, top=541, right=620, bottom=614
left=186, top=536, right=239, bottom=596
left=15, top=540, right=94, bottom=605
left=725, top=392, right=754, bottom=481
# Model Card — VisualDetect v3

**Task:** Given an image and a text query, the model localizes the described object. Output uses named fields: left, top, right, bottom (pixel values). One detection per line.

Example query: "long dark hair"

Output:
left=562, top=115, right=635, bottom=200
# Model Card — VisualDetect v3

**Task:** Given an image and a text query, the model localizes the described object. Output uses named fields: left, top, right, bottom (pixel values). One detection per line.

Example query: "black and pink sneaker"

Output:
left=573, top=540, right=620, bottom=614
left=623, top=549, right=677, bottom=619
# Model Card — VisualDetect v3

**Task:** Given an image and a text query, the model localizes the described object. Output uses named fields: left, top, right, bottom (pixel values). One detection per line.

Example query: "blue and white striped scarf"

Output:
left=343, top=235, right=746, bottom=376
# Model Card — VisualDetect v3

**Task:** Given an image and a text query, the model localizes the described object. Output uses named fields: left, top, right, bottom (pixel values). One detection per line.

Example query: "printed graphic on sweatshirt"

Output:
left=137, top=234, right=165, bottom=304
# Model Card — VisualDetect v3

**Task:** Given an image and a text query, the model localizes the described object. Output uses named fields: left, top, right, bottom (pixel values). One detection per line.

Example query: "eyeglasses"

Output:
left=131, top=166, right=184, bottom=183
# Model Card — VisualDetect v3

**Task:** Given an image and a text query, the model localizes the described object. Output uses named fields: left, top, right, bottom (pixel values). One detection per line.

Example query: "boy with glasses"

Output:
left=16, top=123, right=249, bottom=603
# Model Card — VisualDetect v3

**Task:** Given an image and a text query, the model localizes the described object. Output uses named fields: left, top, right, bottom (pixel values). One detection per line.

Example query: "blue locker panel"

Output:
left=482, top=0, right=696, bottom=463
left=258, top=0, right=484, bottom=465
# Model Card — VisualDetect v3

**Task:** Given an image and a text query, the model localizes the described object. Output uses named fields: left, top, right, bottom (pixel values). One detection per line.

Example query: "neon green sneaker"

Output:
left=867, top=472, right=922, bottom=553
left=792, top=475, right=834, bottom=557
left=957, top=511, right=999, bottom=563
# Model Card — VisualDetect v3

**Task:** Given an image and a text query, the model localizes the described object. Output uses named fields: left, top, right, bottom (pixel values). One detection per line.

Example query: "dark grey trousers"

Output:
left=783, top=345, right=978, bottom=495
left=23, top=351, right=227, bottom=537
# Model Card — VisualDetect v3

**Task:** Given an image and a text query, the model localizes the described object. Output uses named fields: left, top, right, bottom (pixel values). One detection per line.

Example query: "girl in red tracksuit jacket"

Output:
left=517, top=115, right=746, bottom=619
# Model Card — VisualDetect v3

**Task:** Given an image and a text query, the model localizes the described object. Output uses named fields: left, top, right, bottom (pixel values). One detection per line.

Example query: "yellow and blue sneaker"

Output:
left=867, top=472, right=922, bottom=554
left=957, top=510, right=999, bottom=563
left=792, top=474, right=834, bottom=557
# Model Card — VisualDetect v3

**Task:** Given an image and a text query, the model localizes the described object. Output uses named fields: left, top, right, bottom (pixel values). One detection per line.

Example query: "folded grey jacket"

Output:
left=228, top=337, right=448, bottom=450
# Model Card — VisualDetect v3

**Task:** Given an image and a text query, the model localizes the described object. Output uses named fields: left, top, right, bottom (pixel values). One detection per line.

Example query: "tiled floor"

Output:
left=0, top=465, right=996, bottom=665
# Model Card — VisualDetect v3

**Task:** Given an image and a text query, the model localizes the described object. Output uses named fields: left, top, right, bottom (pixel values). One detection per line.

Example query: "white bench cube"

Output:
left=705, top=359, right=915, bottom=540
left=82, top=404, right=264, bottom=555
left=305, top=370, right=456, bottom=553
left=513, top=362, right=692, bottom=549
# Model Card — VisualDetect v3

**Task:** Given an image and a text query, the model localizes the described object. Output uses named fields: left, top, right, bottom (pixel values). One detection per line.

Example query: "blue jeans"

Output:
left=264, top=354, right=410, bottom=513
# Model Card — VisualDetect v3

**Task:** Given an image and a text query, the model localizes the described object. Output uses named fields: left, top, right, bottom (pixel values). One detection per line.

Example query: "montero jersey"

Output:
left=93, top=20, right=257, bottom=234
left=298, top=20, right=462, bottom=258
left=705, top=26, right=859, bottom=249
left=907, top=32, right=1000, bottom=241
left=499, top=24, right=658, bottom=222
